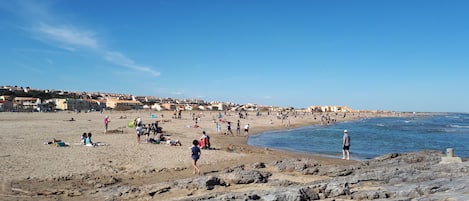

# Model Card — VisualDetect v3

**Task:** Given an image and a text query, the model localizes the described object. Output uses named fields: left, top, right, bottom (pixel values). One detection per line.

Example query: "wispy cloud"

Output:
left=105, top=51, right=161, bottom=76
left=6, top=1, right=161, bottom=77
left=35, top=23, right=99, bottom=50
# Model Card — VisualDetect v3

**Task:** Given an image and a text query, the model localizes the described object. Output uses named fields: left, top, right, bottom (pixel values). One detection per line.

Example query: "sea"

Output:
left=248, top=113, right=469, bottom=160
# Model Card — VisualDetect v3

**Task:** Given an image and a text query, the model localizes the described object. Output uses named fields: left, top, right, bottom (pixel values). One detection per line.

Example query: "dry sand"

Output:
left=0, top=110, right=403, bottom=200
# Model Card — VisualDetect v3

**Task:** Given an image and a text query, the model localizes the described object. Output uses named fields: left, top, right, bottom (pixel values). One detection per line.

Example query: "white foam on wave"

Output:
left=449, top=124, right=469, bottom=129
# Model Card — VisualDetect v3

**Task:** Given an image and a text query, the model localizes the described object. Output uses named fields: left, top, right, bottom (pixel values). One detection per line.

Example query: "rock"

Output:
left=252, top=162, right=266, bottom=169
left=219, top=170, right=271, bottom=184
left=248, top=194, right=261, bottom=200
left=172, top=176, right=224, bottom=190
left=324, top=182, right=350, bottom=198
left=105, top=177, right=119, bottom=186
left=269, top=179, right=297, bottom=187
left=302, top=167, right=319, bottom=175
left=148, top=186, right=171, bottom=196
left=351, top=190, right=389, bottom=200
left=272, top=159, right=320, bottom=172
left=222, top=165, right=245, bottom=173
left=319, top=166, right=354, bottom=177
left=112, top=151, right=468, bottom=201
left=298, top=187, right=321, bottom=200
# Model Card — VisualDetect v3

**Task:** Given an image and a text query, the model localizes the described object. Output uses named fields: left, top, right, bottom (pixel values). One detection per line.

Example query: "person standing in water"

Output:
left=342, top=129, right=350, bottom=160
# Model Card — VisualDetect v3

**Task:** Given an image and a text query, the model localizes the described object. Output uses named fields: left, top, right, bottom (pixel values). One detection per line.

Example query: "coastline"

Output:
left=0, top=110, right=448, bottom=200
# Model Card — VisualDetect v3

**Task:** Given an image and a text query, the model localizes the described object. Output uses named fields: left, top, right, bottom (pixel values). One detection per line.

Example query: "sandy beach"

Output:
left=0, top=110, right=412, bottom=200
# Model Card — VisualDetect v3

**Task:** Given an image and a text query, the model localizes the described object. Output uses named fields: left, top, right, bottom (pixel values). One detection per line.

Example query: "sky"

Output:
left=1, top=0, right=468, bottom=112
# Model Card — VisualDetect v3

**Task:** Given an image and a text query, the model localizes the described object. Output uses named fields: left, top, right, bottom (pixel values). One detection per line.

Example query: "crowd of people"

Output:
left=49, top=111, right=256, bottom=177
left=59, top=109, right=353, bottom=178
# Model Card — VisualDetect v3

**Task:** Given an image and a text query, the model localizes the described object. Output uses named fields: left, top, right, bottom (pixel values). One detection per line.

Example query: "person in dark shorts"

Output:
left=342, top=129, right=350, bottom=160
left=191, top=140, right=201, bottom=174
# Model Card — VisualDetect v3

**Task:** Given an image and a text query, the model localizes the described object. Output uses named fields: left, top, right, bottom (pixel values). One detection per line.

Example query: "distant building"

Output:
left=210, top=102, right=226, bottom=111
left=0, top=100, right=13, bottom=112
left=151, top=103, right=163, bottom=111
left=160, top=103, right=176, bottom=111
left=106, top=99, right=143, bottom=110
left=49, top=98, right=101, bottom=111
left=13, top=97, right=41, bottom=111
left=308, top=105, right=352, bottom=113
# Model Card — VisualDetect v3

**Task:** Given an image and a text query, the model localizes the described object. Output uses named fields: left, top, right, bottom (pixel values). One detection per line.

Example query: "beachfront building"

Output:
left=0, top=100, right=13, bottom=112
left=106, top=99, right=143, bottom=110
left=0, top=95, right=11, bottom=101
left=13, top=97, right=41, bottom=112
left=51, top=98, right=67, bottom=110
left=160, top=103, right=176, bottom=111
left=210, top=102, right=226, bottom=111
left=308, top=105, right=353, bottom=113
left=184, top=104, right=193, bottom=111
left=49, top=98, right=102, bottom=112
left=151, top=103, right=164, bottom=111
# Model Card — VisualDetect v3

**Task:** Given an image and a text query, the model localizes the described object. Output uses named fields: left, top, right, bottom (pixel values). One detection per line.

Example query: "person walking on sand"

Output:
left=226, top=122, right=233, bottom=135
left=104, top=115, right=110, bottom=134
left=342, top=129, right=350, bottom=160
left=190, top=140, right=201, bottom=174
left=236, top=120, right=241, bottom=136
left=136, top=125, right=143, bottom=144
left=244, top=124, right=250, bottom=136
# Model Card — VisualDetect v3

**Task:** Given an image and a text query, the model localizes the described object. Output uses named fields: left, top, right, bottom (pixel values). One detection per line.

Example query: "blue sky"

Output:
left=1, top=1, right=468, bottom=112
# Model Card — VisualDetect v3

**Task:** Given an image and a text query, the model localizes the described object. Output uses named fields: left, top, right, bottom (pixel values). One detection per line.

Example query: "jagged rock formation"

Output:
left=148, top=150, right=468, bottom=201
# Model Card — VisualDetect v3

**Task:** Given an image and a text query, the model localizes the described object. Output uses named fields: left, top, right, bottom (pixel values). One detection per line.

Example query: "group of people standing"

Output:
left=216, top=119, right=250, bottom=136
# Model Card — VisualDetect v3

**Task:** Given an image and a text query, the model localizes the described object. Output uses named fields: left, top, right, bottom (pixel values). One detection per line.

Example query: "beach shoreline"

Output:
left=0, top=110, right=434, bottom=200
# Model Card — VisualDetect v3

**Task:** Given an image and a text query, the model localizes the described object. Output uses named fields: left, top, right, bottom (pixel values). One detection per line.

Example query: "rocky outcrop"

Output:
left=163, top=150, right=468, bottom=201
left=44, top=150, right=466, bottom=200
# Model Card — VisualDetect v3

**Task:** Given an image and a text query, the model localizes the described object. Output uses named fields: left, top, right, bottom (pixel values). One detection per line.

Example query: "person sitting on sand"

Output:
left=44, top=138, right=69, bottom=147
left=44, top=138, right=61, bottom=145
left=143, top=124, right=151, bottom=143
left=167, top=139, right=182, bottom=146
left=85, top=132, right=94, bottom=146
left=81, top=133, right=87, bottom=144
left=199, top=131, right=211, bottom=149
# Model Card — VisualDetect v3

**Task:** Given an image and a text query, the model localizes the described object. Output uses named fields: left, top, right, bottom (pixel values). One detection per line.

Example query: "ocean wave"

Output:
left=449, top=124, right=469, bottom=129
left=376, top=123, right=385, bottom=127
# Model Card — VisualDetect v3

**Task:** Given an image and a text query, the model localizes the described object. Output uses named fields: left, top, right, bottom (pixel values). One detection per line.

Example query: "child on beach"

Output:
left=81, top=133, right=87, bottom=144
left=85, top=133, right=94, bottom=146
left=104, top=115, right=109, bottom=134
left=190, top=140, right=201, bottom=175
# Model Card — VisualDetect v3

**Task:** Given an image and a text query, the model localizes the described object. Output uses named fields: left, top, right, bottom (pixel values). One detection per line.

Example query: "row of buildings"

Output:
left=0, top=95, right=353, bottom=113
left=0, top=96, right=239, bottom=112
left=0, top=86, right=353, bottom=113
